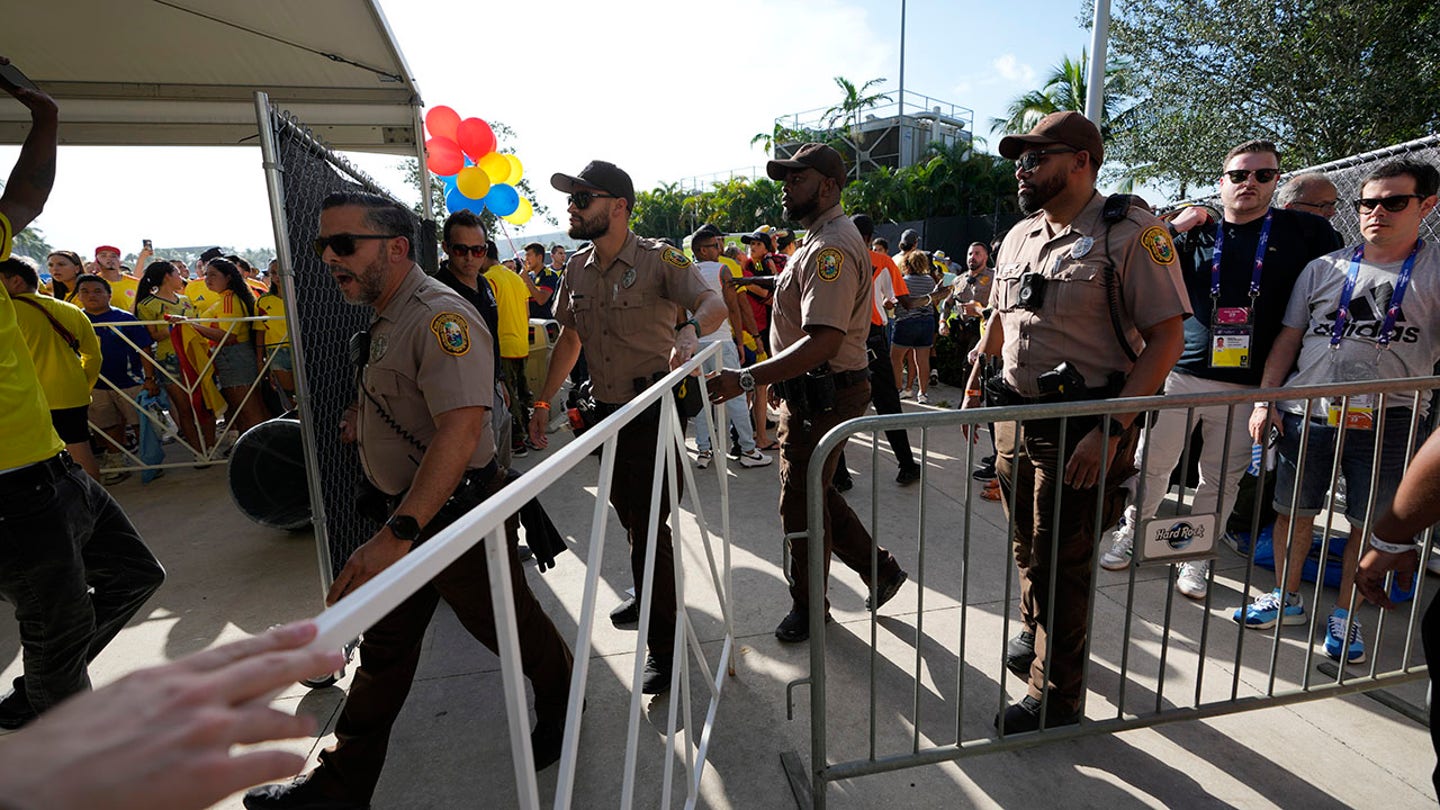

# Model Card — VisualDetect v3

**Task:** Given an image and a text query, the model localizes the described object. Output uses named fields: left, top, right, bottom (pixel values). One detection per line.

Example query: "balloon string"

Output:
left=497, top=219, right=520, bottom=260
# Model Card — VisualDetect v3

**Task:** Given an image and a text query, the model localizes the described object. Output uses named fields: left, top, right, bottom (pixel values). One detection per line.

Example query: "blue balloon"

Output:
left=484, top=183, right=520, bottom=217
left=437, top=173, right=457, bottom=192
left=446, top=185, right=476, bottom=214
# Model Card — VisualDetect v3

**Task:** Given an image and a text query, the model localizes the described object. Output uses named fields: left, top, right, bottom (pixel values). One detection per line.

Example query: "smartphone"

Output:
left=143, top=238, right=153, bottom=251
left=0, top=63, right=39, bottom=94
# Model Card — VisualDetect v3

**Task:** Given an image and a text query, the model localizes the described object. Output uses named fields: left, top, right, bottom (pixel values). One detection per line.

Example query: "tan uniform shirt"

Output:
left=359, top=265, right=496, bottom=495
left=769, top=204, right=872, bottom=373
left=993, top=192, right=1190, bottom=397
left=552, top=231, right=711, bottom=404
left=957, top=267, right=993, bottom=308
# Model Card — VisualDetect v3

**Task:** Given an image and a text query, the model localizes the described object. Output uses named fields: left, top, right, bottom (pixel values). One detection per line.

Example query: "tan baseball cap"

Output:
left=998, top=111, right=1104, bottom=166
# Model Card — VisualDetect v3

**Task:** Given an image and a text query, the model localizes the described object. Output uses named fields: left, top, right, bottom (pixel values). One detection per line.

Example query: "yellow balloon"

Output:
left=456, top=166, right=491, bottom=200
left=478, top=152, right=509, bottom=185
left=502, top=197, right=534, bottom=225
left=503, top=154, right=524, bottom=185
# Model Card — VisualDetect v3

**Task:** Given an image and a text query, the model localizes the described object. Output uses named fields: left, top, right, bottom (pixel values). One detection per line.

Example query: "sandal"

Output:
left=757, top=441, right=780, bottom=451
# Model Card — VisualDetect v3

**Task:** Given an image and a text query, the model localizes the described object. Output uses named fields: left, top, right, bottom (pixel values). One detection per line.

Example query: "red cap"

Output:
left=94, top=245, right=121, bottom=257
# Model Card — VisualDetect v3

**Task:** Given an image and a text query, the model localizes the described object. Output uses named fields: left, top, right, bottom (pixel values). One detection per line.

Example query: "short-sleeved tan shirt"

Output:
left=992, top=192, right=1190, bottom=397
left=359, top=265, right=496, bottom=495
left=769, top=204, right=872, bottom=373
left=552, top=231, right=711, bottom=404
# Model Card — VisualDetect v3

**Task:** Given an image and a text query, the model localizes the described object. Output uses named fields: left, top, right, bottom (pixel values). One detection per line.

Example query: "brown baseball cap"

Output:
left=766, top=142, right=849, bottom=186
left=550, top=160, right=635, bottom=210
left=997, top=111, right=1104, bottom=166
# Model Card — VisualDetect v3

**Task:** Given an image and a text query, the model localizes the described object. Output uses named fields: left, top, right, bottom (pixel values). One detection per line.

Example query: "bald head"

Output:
left=1277, top=172, right=1338, bottom=219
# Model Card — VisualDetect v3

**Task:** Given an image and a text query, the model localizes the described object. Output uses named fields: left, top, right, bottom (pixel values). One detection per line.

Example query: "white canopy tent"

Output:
left=0, top=0, right=425, bottom=155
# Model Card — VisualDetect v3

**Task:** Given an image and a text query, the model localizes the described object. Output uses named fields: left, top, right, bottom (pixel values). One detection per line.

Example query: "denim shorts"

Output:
left=268, top=345, right=293, bottom=372
left=158, top=352, right=181, bottom=380
left=1273, top=410, right=1422, bottom=523
left=212, top=342, right=260, bottom=389
left=891, top=316, right=935, bottom=348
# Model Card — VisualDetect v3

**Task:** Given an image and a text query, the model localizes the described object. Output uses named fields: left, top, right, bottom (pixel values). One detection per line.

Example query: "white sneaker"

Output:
left=739, top=448, right=772, bottom=468
left=695, top=450, right=712, bottom=470
left=1100, top=523, right=1134, bottom=571
left=1176, top=561, right=1209, bottom=600
left=915, top=392, right=929, bottom=404
left=899, top=389, right=914, bottom=400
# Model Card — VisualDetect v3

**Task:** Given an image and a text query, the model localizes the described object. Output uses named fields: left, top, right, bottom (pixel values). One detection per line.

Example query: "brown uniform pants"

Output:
left=312, top=492, right=573, bottom=802
left=779, top=381, right=902, bottom=611
left=995, top=416, right=1135, bottom=715
left=605, top=403, right=678, bottom=662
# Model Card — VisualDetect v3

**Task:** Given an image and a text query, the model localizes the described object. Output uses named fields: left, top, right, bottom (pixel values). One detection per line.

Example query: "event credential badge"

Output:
left=1210, top=306, right=1252, bottom=368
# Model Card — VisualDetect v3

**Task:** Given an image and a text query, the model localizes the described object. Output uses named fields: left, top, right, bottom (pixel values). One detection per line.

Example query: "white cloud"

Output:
left=992, top=54, right=1036, bottom=84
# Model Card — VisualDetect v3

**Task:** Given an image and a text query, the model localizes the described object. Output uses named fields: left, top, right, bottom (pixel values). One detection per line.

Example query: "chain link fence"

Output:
left=1295, top=134, right=1440, bottom=246
left=265, top=105, right=434, bottom=581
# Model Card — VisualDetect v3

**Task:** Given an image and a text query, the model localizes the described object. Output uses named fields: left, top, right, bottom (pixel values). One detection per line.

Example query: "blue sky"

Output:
left=3, top=0, right=1103, bottom=257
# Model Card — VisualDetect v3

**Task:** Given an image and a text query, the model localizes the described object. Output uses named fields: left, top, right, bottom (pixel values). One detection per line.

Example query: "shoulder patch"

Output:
left=815, top=248, right=844, bottom=282
left=429, top=312, right=471, bottom=356
left=661, top=247, right=691, bottom=269
left=1139, top=225, right=1177, bottom=266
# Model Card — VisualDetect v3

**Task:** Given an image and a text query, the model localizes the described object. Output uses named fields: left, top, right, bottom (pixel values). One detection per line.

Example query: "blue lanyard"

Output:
left=1210, top=209, right=1272, bottom=302
left=1330, top=238, right=1424, bottom=350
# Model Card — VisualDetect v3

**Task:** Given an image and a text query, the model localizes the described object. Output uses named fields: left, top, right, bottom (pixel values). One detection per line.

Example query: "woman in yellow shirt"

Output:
left=135, top=261, right=215, bottom=452
left=46, top=250, right=83, bottom=302
left=188, top=259, right=270, bottom=435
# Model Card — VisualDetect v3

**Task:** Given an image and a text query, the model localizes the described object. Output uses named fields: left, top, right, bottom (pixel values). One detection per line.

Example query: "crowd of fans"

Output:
left=5, top=244, right=291, bottom=484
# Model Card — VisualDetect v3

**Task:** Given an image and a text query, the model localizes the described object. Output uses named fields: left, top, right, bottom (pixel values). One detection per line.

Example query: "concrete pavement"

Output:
left=0, top=381, right=1433, bottom=808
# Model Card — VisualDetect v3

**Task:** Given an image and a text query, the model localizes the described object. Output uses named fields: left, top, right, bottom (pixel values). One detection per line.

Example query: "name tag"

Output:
left=1326, top=395, right=1374, bottom=430
left=1210, top=327, right=1252, bottom=368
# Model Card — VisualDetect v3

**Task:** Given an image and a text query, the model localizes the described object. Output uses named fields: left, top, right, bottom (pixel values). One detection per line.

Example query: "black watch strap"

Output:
left=1102, top=417, right=1129, bottom=436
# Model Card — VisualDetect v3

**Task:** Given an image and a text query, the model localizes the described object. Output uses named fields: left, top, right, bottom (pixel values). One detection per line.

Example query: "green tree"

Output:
left=989, top=50, right=1132, bottom=140
left=11, top=226, right=51, bottom=261
left=823, top=76, right=893, bottom=133
left=1106, top=0, right=1440, bottom=191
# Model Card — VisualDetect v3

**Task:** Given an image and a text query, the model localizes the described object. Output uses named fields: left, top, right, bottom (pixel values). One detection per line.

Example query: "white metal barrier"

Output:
left=87, top=314, right=283, bottom=473
left=309, top=341, right=736, bottom=809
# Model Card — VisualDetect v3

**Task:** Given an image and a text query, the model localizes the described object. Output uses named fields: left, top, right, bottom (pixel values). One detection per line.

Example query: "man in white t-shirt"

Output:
left=1246, top=159, right=1440, bottom=665
left=690, top=224, right=770, bottom=469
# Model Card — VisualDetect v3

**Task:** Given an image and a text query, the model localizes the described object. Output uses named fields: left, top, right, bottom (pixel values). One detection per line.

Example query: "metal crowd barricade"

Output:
left=88, top=313, right=284, bottom=474
left=792, top=375, right=1439, bottom=809
left=308, top=342, right=736, bottom=809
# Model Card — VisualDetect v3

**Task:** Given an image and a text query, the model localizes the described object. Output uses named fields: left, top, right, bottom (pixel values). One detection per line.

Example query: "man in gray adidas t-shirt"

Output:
left=1245, top=159, right=1440, bottom=665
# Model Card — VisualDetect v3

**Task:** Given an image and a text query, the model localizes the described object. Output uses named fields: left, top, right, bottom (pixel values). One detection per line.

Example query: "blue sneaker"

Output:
left=1324, top=608, right=1366, bottom=663
left=1233, top=589, right=1305, bottom=629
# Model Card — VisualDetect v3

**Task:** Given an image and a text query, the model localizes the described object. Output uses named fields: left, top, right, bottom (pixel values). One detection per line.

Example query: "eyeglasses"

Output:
left=1015, top=148, right=1076, bottom=173
left=1354, top=194, right=1425, bottom=213
left=1222, top=168, right=1280, bottom=184
left=567, top=191, right=617, bottom=210
left=1292, top=199, right=1337, bottom=212
left=312, top=233, right=401, bottom=258
left=446, top=242, right=487, bottom=257
left=693, top=240, right=722, bottom=252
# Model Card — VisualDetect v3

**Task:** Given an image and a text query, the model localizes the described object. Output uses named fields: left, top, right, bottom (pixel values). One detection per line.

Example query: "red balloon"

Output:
left=456, top=118, right=497, bottom=161
left=425, top=106, right=461, bottom=141
left=425, top=137, right=463, bottom=176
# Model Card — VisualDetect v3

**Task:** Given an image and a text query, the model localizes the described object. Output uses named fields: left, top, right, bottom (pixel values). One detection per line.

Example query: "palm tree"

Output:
left=989, top=50, right=1131, bottom=140
left=823, top=76, right=893, bottom=134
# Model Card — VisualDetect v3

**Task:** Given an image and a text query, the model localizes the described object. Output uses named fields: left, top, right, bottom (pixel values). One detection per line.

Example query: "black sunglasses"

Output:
left=1353, top=194, right=1425, bottom=213
left=312, top=233, right=401, bottom=258
left=1222, top=168, right=1280, bottom=184
left=446, top=242, right=487, bottom=257
left=1015, top=148, right=1077, bottom=173
left=567, top=191, right=618, bottom=210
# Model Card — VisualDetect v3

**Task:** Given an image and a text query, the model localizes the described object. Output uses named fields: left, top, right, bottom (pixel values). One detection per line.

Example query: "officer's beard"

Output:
left=338, top=255, right=388, bottom=306
left=568, top=208, right=610, bottom=241
left=783, top=189, right=820, bottom=224
left=1018, top=173, right=1065, bottom=216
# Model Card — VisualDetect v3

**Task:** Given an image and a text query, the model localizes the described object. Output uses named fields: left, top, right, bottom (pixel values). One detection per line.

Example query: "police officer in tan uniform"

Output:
left=961, top=113, right=1189, bottom=734
left=709, top=143, right=909, bottom=643
left=527, top=161, right=726, bottom=694
left=247, top=192, right=574, bottom=810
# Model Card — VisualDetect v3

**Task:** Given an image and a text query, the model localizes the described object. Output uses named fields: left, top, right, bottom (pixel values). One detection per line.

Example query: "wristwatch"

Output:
left=385, top=514, right=422, bottom=542
left=1102, top=417, right=1130, bottom=437
left=739, top=369, right=756, bottom=392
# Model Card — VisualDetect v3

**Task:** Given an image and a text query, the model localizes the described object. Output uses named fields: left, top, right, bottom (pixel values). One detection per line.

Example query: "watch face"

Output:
left=387, top=515, right=421, bottom=540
